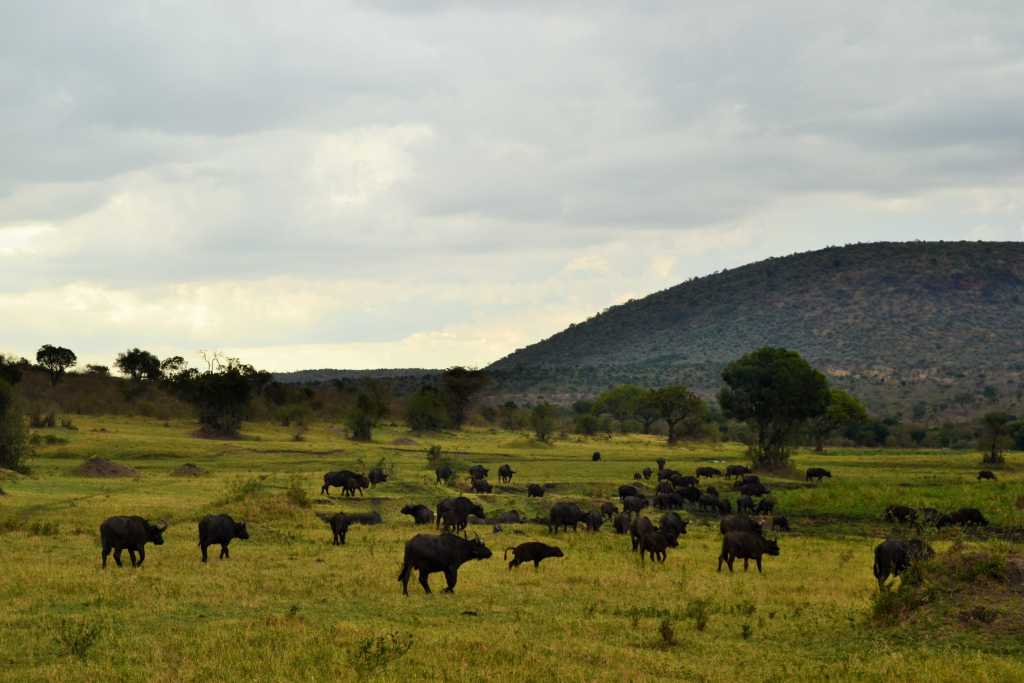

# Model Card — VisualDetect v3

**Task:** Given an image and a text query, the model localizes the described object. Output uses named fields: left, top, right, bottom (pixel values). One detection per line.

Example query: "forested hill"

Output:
left=487, top=241, right=1024, bottom=418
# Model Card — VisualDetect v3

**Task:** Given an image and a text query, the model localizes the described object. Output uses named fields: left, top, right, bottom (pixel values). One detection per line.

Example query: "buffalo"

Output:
left=618, top=485, right=639, bottom=500
left=321, top=470, right=368, bottom=496
left=755, top=498, right=776, bottom=514
left=468, top=465, right=489, bottom=480
left=368, top=467, right=388, bottom=487
left=883, top=505, right=918, bottom=525
left=613, top=512, right=632, bottom=534
left=918, top=507, right=941, bottom=525
left=705, top=486, right=719, bottom=498
left=655, top=457, right=667, bottom=470
left=806, top=467, right=831, bottom=482
left=656, top=481, right=675, bottom=495
left=498, top=464, right=515, bottom=484
left=639, top=531, right=672, bottom=563
left=674, top=475, right=699, bottom=489
left=437, top=497, right=485, bottom=534
left=435, top=465, right=454, bottom=484
left=715, top=498, right=732, bottom=515
left=630, top=515, right=656, bottom=551
left=198, top=514, right=248, bottom=562
left=873, top=538, right=934, bottom=588
left=505, top=542, right=563, bottom=570
left=600, top=502, right=619, bottom=519
left=725, top=465, right=751, bottom=478
left=470, top=478, right=493, bottom=494
left=772, top=516, right=790, bottom=532
left=720, top=515, right=763, bottom=536
left=659, top=511, right=688, bottom=542
left=653, top=493, right=683, bottom=510
left=696, top=466, right=722, bottom=479
left=737, top=495, right=755, bottom=514
left=733, top=474, right=761, bottom=490
left=320, top=511, right=382, bottom=545
left=592, top=452, right=601, bottom=462
left=633, top=472, right=643, bottom=481
left=977, top=470, right=997, bottom=481
left=936, top=508, right=989, bottom=528
left=584, top=510, right=604, bottom=531
left=401, top=504, right=435, bottom=525
left=642, top=467, right=653, bottom=480
left=548, top=502, right=586, bottom=533
left=527, top=484, right=545, bottom=498
left=622, top=495, right=649, bottom=514
left=718, top=532, right=780, bottom=573
left=100, top=516, right=166, bottom=568
left=398, top=533, right=492, bottom=595
left=677, top=486, right=701, bottom=505
left=698, top=494, right=720, bottom=513
left=657, top=468, right=681, bottom=482
left=738, top=482, right=769, bottom=497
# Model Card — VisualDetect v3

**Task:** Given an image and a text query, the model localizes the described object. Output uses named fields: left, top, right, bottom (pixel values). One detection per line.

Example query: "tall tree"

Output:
left=809, top=389, right=867, bottom=452
left=978, top=411, right=1014, bottom=465
left=36, top=345, right=77, bottom=386
left=405, top=386, right=449, bottom=432
left=115, top=348, right=162, bottom=382
left=345, top=379, right=391, bottom=442
left=165, top=360, right=257, bottom=436
left=440, top=367, right=488, bottom=428
left=0, top=378, right=31, bottom=471
left=719, top=347, right=831, bottom=469
left=649, top=385, right=705, bottom=444
left=0, top=355, right=24, bottom=385
left=636, top=391, right=661, bottom=434
left=530, top=403, right=559, bottom=443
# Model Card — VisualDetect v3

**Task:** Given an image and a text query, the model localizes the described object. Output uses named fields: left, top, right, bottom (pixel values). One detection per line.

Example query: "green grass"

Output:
left=1, top=416, right=1022, bottom=682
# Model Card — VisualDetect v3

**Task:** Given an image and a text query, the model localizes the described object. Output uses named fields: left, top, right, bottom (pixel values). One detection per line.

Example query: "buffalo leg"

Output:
left=533, top=560, right=540, bottom=570
left=756, top=557, right=763, bottom=573
left=418, top=569, right=432, bottom=594
left=221, top=544, right=229, bottom=559
left=443, top=568, right=458, bottom=593
left=128, top=549, right=137, bottom=567
left=113, top=548, right=124, bottom=567
left=399, top=563, right=411, bottom=596
left=743, top=558, right=749, bottom=571
left=136, top=547, right=145, bottom=567
left=201, top=544, right=209, bottom=562
left=102, top=543, right=112, bottom=568
left=717, top=553, right=724, bottom=572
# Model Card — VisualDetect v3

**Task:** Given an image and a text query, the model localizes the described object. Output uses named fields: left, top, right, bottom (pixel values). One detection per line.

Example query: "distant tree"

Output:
left=0, top=379, right=31, bottom=472
left=809, top=389, right=867, bottom=452
left=165, top=360, right=257, bottom=436
left=1011, top=420, right=1024, bottom=451
left=479, top=405, right=498, bottom=424
left=499, top=401, right=528, bottom=431
left=405, top=387, right=449, bottom=432
left=982, top=385, right=999, bottom=403
left=719, top=347, right=831, bottom=469
left=531, top=403, right=558, bottom=443
left=574, top=413, right=600, bottom=436
left=0, top=355, right=24, bottom=385
left=345, top=380, right=391, bottom=442
left=440, top=367, right=489, bottom=429
left=115, top=348, right=162, bottom=382
left=648, top=385, right=705, bottom=444
left=159, top=356, right=187, bottom=379
left=85, top=364, right=110, bottom=376
left=571, top=399, right=594, bottom=415
left=910, top=429, right=927, bottom=447
left=36, top=345, right=77, bottom=386
left=592, top=385, right=646, bottom=431
left=636, top=391, right=661, bottom=434
left=978, top=411, right=1014, bottom=464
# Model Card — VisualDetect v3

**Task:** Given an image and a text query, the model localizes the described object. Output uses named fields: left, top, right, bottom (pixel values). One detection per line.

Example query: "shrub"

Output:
left=0, top=380, right=32, bottom=472
left=685, top=599, right=711, bottom=631
left=54, top=617, right=103, bottom=660
left=348, top=631, right=413, bottom=677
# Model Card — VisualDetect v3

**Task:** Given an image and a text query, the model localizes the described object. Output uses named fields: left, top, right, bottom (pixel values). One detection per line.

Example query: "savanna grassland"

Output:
left=1, top=417, right=1022, bottom=682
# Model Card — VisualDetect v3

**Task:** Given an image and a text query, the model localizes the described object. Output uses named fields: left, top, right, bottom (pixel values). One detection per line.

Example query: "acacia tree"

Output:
left=649, top=385, right=705, bottom=444
left=592, top=385, right=646, bottom=432
left=719, top=347, right=831, bottom=469
left=165, top=359, right=257, bottom=436
left=636, top=391, right=661, bottom=434
left=809, top=389, right=867, bottom=452
left=36, top=345, right=76, bottom=386
left=531, top=403, right=558, bottom=443
left=115, top=348, right=162, bottom=382
left=441, top=367, right=488, bottom=429
left=405, top=386, right=449, bottom=432
left=345, top=379, right=391, bottom=441
left=978, top=411, right=1014, bottom=465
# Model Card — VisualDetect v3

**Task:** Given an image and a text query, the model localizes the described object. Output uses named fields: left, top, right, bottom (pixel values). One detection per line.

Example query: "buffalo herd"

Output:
left=98, top=456, right=1000, bottom=599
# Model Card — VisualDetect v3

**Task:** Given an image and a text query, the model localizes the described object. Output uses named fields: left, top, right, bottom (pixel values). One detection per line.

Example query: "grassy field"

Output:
left=1, top=416, right=1022, bottom=682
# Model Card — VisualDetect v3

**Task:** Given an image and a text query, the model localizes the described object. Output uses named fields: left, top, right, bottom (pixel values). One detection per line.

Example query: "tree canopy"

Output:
left=809, top=388, right=867, bottom=452
left=36, top=345, right=76, bottom=386
left=115, top=348, right=162, bottom=382
left=649, top=385, right=705, bottom=444
left=440, top=367, right=488, bottom=428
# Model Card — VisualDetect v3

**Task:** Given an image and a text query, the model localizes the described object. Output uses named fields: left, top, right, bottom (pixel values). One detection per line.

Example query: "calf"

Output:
left=401, top=504, right=435, bottom=525
left=642, top=467, right=653, bottom=480
left=398, top=533, right=492, bottom=595
left=873, top=538, right=934, bottom=588
left=806, top=467, right=831, bottom=482
left=584, top=510, right=604, bottom=532
left=527, top=484, right=545, bottom=498
left=437, top=497, right=485, bottom=534
left=718, top=532, right=780, bottom=573
left=883, top=505, right=917, bottom=525
left=592, top=452, right=601, bottom=462
left=468, top=465, right=489, bottom=481
left=936, top=508, right=989, bottom=528
left=977, top=470, right=997, bottom=481
left=640, top=531, right=671, bottom=563
left=505, top=542, right=563, bottom=570
left=100, top=516, right=167, bottom=568
left=498, top=464, right=515, bottom=484
left=198, top=514, right=249, bottom=562
left=321, top=470, right=365, bottom=496
left=470, top=478, right=493, bottom=494
left=633, top=472, right=643, bottom=481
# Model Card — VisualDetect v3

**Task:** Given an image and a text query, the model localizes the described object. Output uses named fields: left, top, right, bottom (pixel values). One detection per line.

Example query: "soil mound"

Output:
left=72, top=457, right=139, bottom=478
left=171, top=463, right=206, bottom=477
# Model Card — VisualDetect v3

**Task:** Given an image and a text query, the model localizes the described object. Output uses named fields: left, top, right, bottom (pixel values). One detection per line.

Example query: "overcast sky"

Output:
left=2, top=2, right=1023, bottom=372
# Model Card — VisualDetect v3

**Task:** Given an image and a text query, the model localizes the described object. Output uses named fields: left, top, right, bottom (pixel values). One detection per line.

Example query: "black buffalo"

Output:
left=618, top=485, right=639, bottom=500
left=655, top=457, right=667, bottom=470
left=470, top=478, right=493, bottom=494
left=468, top=465, right=489, bottom=480
left=642, top=467, right=653, bottom=480
left=100, top=516, right=166, bottom=568
left=936, top=507, right=989, bottom=528
left=725, top=465, right=751, bottom=478
left=657, top=468, right=681, bottom=482
left=720, top=515, right=763, bottom=536
left=527, top=484, right=545, bottom=498
left=600, top=502, right=619, bottom=519
left=705, top=486, right=719, bottom=498
left=584, top=510, right=604, bottom=531
left=674, top=475, right=699, bottom=489
left=368, top=467, right=388, bottom=487
left=696, top=466, right=722, bottom=478
left=436, top=497, right=485, bottom=533
left=401, top=504, right=435, bottom=525
left=639, top=531, right=672, bottom=563
left=656, top=481, right=675, bottom=495
left=198, top=514, right=248, bottom=562
left=435, top=465, right=454, bottom=484
left=737, top=495, right=755, bottom=514
left=698, top=494, right=720, bottom=512
left=873, top=538, right=934, bottom=587
left=321, top=470, right=368, bottom=496
left=320, top=511, right=383, bottom=545
left=918, top=507, right=941, bottom=525
left=653, top=493, right=683, bottom=510
left=677, top=486, right=701, bottom=505
left=633, top=472, right=643, bottom=481
left=505, top=542, right=563, bottom=570
left=883, top=505, right=918, bottom=525
left=398, top=533, right=492, bottom=595
left=622, top=495, right=649, bottom=514
left=592, top=451, right=601, bottom=462
left=659, top=511, right=688, bottom=542
left=772, top=516, right=790, bottom=532
left=977, top=470, right=997, bottom=481
left=806, top=467, right=831, bottom=482
left=548, top=502, right=586, bottom=532
left=738, top=482, right=769, bottom=497
left=733, top=474, right=761, bottom=490
left=498, top=464, right=515, bottom=484
left=718, top=532, right=780, bottom=573
left=755, top=498, right=775, bottom=514
left=613, top=512, right=632, bottom=534
left=630, top=515, right=656, bottom=552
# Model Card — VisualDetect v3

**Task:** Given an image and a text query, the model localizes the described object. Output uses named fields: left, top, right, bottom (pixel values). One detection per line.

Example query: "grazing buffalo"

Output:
left=198, top=514, right=249, bottom=562
left=470, top=478, right=493, bottom=494
left=321, top=470, right=367, bottom=496
left=505, top=542, right=563, bottom=570
left=733, top=474, right=761, bottom=490
left=738, top=482, right=769, bottom=497
left=883, top=505, right=918, bottom=525
left=630, top=515, right=656, bottom=551
left=600, top=502, right=619, bottom=520
left=718, top=532, right=780, bottom=573
left=698, top=494, right=720, bottom=513
left=435, top=465, right=454, bottom=484
left=322, top=513, right=352, bottom=545
left=674, top=475, right=699, bottom=489
left=622, top=495, right=649, bottom=514
left=527, top=484, right=545, bottom=498
left=772, top=516, right=790, bottom=532
left=640, top=531, right=672, bottom=563
left=618, top=485, right=639, bottom=500
left=437, top=497, right=485, bottom=534
left=613, top=512, right=632, bottom=534
left=696, top=467, right=722, bottom=479
left=705, top=486, right=719, bottom=498
left=100, top=516, right=166, bottom=568
left=549, top=502, right=586, bottom=533
left=977, top=470, right=997, bottom=481
left=918, top=507, right=941, bottom=525
left=655, top=457, right=667, bottom=470
left=656, top=481, right=675, bottom=495
left=584, top=510, right=604, bottom=531
left=726, top=465, right=751, bottom=478
left=936, top=508, right=989, bottom=528
left=654, top=493, right=683, bottom=510
left=737, top=495, right=755, bottom=514
left=401, top=504, right=435, bottom=525
left=498, top=464, right=515, bottom=484
left=468, top=465, right=489, bottom=481
left=633, top=472, right=643, bottom=481
left=592, top=452, right=601, bottom=462
left=642, top=467, right=653, bottom=480
left=755, top=498, right=776, bottom=514
left=488, top=510, right=525, bottom=525
left=368, top=467, right=388, bottom=487
left=873, top=538, right=934, bottom=587
left=720, top=515, right=763, bottom=536
left=715, top=498, right=732, bottom=515
left=659, top=511, right=688, bottom=542
left=398, top=533, right=492, bottom=595
left=657, top=468, right=681, bottom=482
left=806, top=467, right=831, bottom=482
left=677, top=486, right=701, bottom=505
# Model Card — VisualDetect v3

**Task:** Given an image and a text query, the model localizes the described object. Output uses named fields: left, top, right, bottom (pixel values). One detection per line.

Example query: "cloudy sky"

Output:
left=2, top=2, right=1023, bottom=372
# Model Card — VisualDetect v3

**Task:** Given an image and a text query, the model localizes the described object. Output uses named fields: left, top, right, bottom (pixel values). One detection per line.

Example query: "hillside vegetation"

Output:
left=488, top=242, right=1024, bottom=417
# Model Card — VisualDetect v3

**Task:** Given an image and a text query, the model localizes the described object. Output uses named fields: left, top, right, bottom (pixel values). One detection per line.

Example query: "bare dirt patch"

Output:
left=72, top=457, right=139, bottom=478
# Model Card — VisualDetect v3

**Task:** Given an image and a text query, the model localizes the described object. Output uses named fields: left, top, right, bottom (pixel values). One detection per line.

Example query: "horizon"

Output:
left=4, top=4, right=1024, bottom=372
